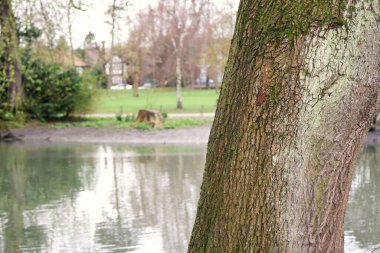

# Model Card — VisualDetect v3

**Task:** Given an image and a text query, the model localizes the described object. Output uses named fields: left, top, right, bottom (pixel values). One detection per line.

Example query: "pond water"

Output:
left=0, top=143, right=378, bottom=253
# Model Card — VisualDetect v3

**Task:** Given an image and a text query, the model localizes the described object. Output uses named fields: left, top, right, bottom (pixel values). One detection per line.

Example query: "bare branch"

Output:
left=69, top=0, right=91, bottom=11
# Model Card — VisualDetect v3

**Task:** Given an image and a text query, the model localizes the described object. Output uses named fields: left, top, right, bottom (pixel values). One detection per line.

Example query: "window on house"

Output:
left=112, top=76, right=123, bottom=85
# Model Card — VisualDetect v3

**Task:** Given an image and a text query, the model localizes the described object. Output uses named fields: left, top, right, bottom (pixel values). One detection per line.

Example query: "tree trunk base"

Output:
left=177, top=101, right=183, bottom=110
left=135, top=110, right=165, bottom=128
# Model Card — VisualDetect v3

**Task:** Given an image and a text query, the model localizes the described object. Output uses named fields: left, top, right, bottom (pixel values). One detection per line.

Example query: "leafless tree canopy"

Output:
left=7, top=0, right=237, bottom=90
left=123, top=0, right=236, bottom=88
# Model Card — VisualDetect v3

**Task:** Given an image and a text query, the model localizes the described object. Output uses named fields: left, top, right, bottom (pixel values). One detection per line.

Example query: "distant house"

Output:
left=73, top=56, right=90, bottom=74
left=105, top=55, right=129, bottom=86
left=59, top=53, right=90, bottom=74
left=84, top=43, right=102, bottom=67
left=83, top=43, right=131, bottom=87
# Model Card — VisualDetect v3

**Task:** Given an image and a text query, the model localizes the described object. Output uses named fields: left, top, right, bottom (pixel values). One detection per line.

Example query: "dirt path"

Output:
left=9, top=125, right=212, bottom=145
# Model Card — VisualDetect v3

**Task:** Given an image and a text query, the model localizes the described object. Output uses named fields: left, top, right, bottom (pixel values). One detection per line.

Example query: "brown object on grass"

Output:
left=135, top=110, right=165, bottom=128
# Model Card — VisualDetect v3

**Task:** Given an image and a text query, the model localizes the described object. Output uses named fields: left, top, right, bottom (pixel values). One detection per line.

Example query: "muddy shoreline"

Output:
left=2, top=126, right=380, bottom=146
left=6, top=125, right=212, bottom=145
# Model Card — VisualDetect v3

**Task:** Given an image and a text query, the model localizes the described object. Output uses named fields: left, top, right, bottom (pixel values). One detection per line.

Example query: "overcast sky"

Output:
left=70, top=0, right=155, bottom=48
left=70, top=0, right=239, bottom=48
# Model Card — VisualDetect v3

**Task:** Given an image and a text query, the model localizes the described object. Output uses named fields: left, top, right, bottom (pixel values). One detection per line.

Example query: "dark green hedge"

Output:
left=22, top=54, right=92, bottom=119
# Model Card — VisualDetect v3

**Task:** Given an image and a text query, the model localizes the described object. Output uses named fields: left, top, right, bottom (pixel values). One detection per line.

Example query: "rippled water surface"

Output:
left=0, top=143, right=378, bottom=252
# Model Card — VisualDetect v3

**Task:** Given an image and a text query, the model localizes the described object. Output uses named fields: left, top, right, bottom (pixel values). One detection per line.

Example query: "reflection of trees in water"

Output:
left=95, top=221, right=137, bottom=251
left=0, top=145, right=96, bottom=210
left=21, top=225, right=47, bottom=252
left=345, top=146, right=380, bottom=249
left=4, top=158, right=27, bottom=253
left=94, top=153, right=140, bottom=251
left=94, top=145, right=205, bottom=252
left=0, top=144, right=96, bottom=252
left=149, top=148, right=204, bottom=252
left=0, top=144, right=206, bottom=252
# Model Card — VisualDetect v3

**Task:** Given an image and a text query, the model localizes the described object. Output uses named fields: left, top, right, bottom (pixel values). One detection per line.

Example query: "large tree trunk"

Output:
left=0, top=0, right=22, bottom=113
left=188, top=1, right=380, bottom=253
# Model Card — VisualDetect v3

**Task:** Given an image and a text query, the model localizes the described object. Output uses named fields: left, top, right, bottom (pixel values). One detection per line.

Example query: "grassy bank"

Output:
left=91, top=88, right=219, bottom=114
left=45, top=117, right=213, bottom=130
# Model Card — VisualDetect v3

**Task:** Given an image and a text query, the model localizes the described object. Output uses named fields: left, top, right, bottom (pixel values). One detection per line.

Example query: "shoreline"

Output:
left=2, top=125, right=380, bottom=146
left=7, top=125, right=212, bottom=145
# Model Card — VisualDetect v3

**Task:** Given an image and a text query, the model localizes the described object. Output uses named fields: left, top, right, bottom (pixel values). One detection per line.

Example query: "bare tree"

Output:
left=124, top=14, right=145, bottom=97
left=37, top=0, right=64, bottom=54
left=159, top=0, right=207, bottom=109
left=105, top=0, right=129, bottom=88
left=203, top=0, right=237, bottom=88
left=126, top=0, right=234, bottom=97
left=15, top=0, right=88, bottom=64
left=125, top=5, right=168, bottom=96
left=66, top=0, right=89, bottom=64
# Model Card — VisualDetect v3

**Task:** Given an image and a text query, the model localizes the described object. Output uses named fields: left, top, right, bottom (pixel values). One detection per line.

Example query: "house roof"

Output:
left=59, top=52, right=90, bottom=68
left=73, top=56, right=89, bottom=67
left=84, top=47, right=101, bottom=66
left=105, top=55, right=123, bottom=64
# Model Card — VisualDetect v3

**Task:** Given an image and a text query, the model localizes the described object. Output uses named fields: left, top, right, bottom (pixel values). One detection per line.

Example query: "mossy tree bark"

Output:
left=188, top=1, right=380, bottom=252
left=0, top=0, right=22, bottom=113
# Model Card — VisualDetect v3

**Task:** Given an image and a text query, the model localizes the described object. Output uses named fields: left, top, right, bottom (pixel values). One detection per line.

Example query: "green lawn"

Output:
left=91, top=88, right=219, bottom=114
left=50, top=117, right=213, bottom=130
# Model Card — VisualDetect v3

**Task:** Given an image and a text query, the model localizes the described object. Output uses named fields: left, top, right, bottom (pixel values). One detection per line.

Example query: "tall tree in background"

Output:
left=16, top=0, right=87, bottom=64
left=203, top=0, right=236, bottom=88
left=66, top=0, right=88, bottom=65
left=127, top=6, right=168, bottom=91
left=0, top=0, right=22, bottom=113
left=37, top=0, right=63, bottom=55
left=159, top=0, right=207, bottom=109
left=124, top=12, right=147, bottom=98
left=11, top=0, right=60, bottom=62
left=188, top=1, right=380, bottom=252
left=105, top=0, right=129, bottom=88
left=127, top=0, right=235, bottom=94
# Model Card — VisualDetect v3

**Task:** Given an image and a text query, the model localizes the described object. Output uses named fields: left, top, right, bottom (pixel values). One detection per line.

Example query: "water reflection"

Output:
left=0, top=143, right=378, bottom=252
left=0, top=144, right=89, bottom=253
left=345, top=146, right=380, bottom=253
left=0, top=144, right=205, bottom=252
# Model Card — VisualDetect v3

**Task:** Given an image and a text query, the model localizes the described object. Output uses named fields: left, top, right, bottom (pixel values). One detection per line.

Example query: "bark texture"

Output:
left=0, top=0, right=22, bottom=112
left=188, top=1, right=380, bottom=252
